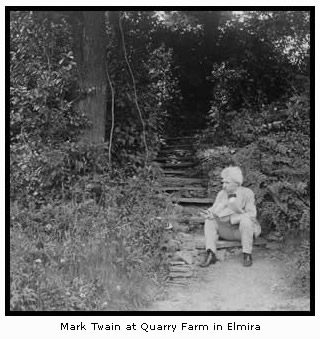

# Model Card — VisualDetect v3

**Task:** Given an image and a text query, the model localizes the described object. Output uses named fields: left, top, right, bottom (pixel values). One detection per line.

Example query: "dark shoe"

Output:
left=243, top=253, right=252, bottom=267
left=200, top=250, right=217, bottom=267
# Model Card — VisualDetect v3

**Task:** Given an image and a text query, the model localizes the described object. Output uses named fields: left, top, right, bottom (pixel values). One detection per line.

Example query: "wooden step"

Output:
left=163, top=170, right=191, bottom=175
left=156, top=186, right=207, bottom=192
left=196, top=238, right=268, bottom=250
left=158, top=149, right=194, bottom=155
left=155, top=156, right=196, bottom=162
left=165, top=136, right=196, bottom=142
left=167, top=129, right=201, bottom=137
left=162, top=144, right=196, bottom=150
left=161, top=162, right=198, bottom=168
left=161, top=177, right=207, bottom=185
left=171, top=197, right=214, bottom=204
left=163, top=172, right=200, bottom=178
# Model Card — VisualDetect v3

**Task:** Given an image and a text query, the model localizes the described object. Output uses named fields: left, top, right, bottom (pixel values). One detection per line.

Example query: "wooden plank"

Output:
left=196, top=238, right=268, bottom=250
left=162, top=144, right=195, bottom=150
left=158, top=149, right=194, bottom=154
left=169, top=271, right=193, bottom=278
left=161, top=162, right=198, bottom=168
left=163, top=170, right=190, bottom=175
left=165, top=136, right=196, bottom=142
left=155, top=156, right=195, bottom=162
left=170, top=261, right=189, bottom=266
left=155, top=186, right=207, bottom=191
left=161, top=177, right=206, bottom=184
left=169, top=266, right=192, bottom=272
left=172, top=197, right=214, bottom=204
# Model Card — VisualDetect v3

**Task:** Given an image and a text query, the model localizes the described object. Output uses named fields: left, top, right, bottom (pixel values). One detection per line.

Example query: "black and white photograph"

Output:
left=7, top=7, right=313, bottom=317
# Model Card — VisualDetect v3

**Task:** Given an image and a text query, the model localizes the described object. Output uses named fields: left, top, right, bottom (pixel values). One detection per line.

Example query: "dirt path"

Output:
left=144, top=247, right=310, bottom=311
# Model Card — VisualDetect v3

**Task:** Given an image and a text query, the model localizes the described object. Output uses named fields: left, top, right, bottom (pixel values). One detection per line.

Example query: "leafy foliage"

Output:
left=198, top=126, right=310, bottom=237
left=196, top=11, right=311, bottom=294
left=104, top=11, right=182, bottom=165
left=10, top=173, right=169, bottom=311
left=202, top=11, right=310, bottom=234
left=206, top=11, right=310, bottom=142
left=10, top=141, right=113, bottom=206
left=284, top=240, right=310, bottom=294
left=10, top=11, right=88, bottom=146
left=10, top=10, right=311, bottom=307
left=10, top=11, right=173, bottom=310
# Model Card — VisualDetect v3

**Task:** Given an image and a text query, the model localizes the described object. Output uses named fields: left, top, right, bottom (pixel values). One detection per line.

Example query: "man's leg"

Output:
left=210, top=214, right=255, bottom=266
left=201, top=218, right=239, bottom=267
left=238, top=214, right=254, bottom=254
left=238, top=214, right=255, bottom=266
left=204, top=218, right=219, bottom=253
left=200, top=218, right=219, bottom=267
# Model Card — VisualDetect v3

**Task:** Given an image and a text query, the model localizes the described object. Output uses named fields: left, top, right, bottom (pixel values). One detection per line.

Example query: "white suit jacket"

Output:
left=208, top=186, right=261, bottom=236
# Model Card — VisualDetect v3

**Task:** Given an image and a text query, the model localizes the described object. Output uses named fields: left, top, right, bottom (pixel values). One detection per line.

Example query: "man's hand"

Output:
left=199, top=209, right=215, bottom=220
left=228, top=197, right=243, bottom=214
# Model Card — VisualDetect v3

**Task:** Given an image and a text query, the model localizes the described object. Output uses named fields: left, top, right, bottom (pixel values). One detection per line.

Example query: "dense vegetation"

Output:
left=10, top=10, right=311, bottom=310
left=196, top=11, right=311, bottom=292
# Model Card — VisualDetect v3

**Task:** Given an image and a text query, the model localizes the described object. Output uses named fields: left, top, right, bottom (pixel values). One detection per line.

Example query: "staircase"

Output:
left=157, top=135, right=213, bottom=203
left=155, top=134, right=267, bottom=286
left=155, top=134, right=211, bottom=285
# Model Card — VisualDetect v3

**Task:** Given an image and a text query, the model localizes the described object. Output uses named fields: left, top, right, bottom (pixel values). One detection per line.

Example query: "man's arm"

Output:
left=207, top=191, right=227, bottom=216
left=243, top=190, right=257, bottom=219
left=199, top=191, right=227, bottom=219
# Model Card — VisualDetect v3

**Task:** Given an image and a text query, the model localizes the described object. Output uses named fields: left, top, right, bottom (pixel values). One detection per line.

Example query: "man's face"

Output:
left=222, top=178, right=238, bottom=193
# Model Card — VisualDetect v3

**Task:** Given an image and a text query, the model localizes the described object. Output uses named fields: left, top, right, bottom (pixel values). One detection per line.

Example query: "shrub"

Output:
left=285, top=240, right=310, bottom=294
left=10, top=11, right=87, bottom=146
left=10, top=142, right=111, bottom=206
left=10, top=172, right=169, bottom=311
left=197, top=91, right=310, bottom=237
left=197, top=139, right=309, bottom=237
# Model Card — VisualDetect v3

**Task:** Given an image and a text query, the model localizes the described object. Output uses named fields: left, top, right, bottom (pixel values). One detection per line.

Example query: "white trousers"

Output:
left=204, top=214, right=259, bottom=254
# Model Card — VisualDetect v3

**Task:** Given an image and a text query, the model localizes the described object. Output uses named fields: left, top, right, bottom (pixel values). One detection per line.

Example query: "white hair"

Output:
left=221, top=166, right=243, bottom=185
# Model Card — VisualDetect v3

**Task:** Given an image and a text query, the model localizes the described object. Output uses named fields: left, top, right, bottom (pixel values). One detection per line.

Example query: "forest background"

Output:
left=9, top=9, right=311, bottom=311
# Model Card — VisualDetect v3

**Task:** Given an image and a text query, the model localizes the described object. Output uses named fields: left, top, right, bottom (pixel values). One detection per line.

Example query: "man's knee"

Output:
left=239, top=214, right=254, bottom=229
left=205, top=218, right=219, bottom=229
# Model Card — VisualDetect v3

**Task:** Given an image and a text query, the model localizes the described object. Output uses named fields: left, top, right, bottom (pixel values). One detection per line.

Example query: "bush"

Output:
left=10, top=142, right=110, bottom=206
left=284, top=240, right=310, bottom=294
left=10, top=172, right=170, bottom=311
left=10, top=11, right=87, bottom=146
left=197, top=93, right=310, bottom=237
left=197, top=140, right=309, bottom=237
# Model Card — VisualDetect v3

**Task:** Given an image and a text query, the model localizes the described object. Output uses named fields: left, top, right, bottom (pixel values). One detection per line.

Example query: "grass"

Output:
left=10, top=179, right=170, bottom=311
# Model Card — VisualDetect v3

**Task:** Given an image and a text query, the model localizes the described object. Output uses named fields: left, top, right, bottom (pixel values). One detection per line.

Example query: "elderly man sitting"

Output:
left=200, top=166, right=261, bottom=267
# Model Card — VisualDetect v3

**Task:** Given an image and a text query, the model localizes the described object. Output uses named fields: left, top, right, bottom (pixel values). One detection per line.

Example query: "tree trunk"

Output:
left=70, top=11, right=107, bottom=144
